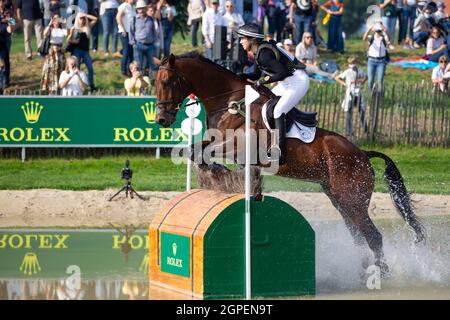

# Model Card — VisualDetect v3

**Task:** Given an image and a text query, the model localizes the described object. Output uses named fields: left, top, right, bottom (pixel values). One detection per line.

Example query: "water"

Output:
left=0, top=216, right=449, bottom=300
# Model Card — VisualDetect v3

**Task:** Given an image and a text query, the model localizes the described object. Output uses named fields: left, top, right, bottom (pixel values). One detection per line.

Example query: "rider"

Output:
left=236, top=23, right=310, bottom=165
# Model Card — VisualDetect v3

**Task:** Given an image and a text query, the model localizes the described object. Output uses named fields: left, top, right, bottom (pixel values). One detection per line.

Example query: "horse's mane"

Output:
left=162, top=51, right=243, bottom=80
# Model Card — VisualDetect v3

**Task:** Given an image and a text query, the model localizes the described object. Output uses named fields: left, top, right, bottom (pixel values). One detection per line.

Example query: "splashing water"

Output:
left=312, top=216, right=450, bottom=296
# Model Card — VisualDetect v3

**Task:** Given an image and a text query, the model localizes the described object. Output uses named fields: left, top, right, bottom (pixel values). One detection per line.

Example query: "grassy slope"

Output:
left=0, top=146, right=449, bottom=194
left=6, top=32, right=431, bottom=92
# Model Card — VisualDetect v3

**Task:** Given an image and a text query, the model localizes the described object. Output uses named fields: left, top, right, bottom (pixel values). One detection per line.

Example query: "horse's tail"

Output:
left=365, top=150, right=426, bottom=243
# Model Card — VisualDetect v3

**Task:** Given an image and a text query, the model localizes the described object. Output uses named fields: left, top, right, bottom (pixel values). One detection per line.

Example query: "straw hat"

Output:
left=136, top=0, right=148, bottom=9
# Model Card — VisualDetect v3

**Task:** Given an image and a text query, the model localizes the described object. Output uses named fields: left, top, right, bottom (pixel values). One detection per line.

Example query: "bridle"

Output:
left=156, top=65, right=192, bottom=117
left=156, top=63, right=248, bottom=117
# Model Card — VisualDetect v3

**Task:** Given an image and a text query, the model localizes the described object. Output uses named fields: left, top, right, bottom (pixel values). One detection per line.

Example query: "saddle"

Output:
left=264, top=97, right=318, bottom=131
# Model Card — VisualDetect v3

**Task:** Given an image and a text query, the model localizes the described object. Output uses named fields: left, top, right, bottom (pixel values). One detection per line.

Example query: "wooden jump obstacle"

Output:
left=149, top=189, right=315, bottom=299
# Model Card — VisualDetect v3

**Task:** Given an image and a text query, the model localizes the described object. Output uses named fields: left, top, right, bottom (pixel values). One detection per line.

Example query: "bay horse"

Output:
left=154, top=52, right=425, bottom=275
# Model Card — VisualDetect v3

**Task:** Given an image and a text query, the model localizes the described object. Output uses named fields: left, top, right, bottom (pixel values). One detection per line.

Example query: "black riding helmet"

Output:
left=236, top=23, right=265, bottom=39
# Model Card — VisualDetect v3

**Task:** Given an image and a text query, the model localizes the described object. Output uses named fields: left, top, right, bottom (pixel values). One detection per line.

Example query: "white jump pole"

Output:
left=244, top=85, right=260, bottom=300
left=186, top=114, right=193, bottom=192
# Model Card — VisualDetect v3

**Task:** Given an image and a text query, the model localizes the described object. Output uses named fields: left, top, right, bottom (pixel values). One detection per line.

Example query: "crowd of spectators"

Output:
left=0, top=0, right=450, bottom=101
left=0, top=0, right=176, bottom=96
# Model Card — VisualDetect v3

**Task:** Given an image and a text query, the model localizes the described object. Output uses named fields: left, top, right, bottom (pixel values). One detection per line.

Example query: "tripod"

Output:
left=109, top=179, right=145, bottom=201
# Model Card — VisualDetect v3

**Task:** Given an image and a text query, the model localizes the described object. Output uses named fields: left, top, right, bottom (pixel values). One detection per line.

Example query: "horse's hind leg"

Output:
left=322, top=182, right=389, bottom=277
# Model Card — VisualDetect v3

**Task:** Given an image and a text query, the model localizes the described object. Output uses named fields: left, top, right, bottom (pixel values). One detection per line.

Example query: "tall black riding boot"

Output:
left=274, top=114, right=287, bottom=165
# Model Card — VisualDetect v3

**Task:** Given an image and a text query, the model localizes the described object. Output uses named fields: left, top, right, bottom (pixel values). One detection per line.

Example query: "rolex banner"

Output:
left=0, top=229, right=149, bottom=279
left=0, top=97, right=206, bottom=146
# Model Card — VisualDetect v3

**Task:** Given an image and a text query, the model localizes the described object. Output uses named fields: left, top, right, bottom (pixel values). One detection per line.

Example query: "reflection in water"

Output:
left=0, top=279, right=149, bottom=300
left=0, top=216, right=449, bottom=300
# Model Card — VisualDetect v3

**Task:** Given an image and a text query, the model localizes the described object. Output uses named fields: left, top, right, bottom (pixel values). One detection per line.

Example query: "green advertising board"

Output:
left=0, top=96, right=206, bottom=147
left=0, top=229, right=149, bottom=279
left=160, top=232, right=190, bottom=278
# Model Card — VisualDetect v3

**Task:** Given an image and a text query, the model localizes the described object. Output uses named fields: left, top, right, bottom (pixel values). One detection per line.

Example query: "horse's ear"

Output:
left=168, top=54, right=176, bottom=67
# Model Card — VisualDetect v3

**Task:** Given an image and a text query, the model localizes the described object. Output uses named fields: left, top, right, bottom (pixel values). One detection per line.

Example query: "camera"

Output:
left=121, top=160, right=133, bottom=180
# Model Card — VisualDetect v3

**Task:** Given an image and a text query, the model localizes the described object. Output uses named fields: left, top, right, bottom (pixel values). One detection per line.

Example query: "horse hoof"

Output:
left=377, top=261, right=391, bottom=279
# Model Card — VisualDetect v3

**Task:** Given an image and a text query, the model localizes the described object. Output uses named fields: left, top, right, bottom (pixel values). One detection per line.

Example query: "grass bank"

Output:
left=0, top=146, right=448, bottom=194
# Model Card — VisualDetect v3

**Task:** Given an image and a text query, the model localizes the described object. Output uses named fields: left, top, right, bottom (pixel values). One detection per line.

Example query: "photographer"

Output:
left=363, top=22, right=391, bottom=93
left=59, top=56, right=89, bottom=96
left=124, top=61, right=151, bottom=96
left=41, top=14, right=67, bottom=94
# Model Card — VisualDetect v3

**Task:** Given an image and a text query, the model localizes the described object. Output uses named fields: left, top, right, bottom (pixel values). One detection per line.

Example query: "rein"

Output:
left=157, top=62, right=273, bottom=120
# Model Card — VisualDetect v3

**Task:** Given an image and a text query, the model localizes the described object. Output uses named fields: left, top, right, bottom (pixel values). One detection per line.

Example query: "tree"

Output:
left=341, top=0, right=378, bottom=37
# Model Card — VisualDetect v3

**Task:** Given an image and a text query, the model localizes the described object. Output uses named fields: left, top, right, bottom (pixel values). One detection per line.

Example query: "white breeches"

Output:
left=271, top=70, right=310, bottom=119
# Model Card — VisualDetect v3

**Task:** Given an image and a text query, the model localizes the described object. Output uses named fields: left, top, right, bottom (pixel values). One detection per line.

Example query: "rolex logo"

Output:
left=172, top=243, right=177, bottom=256
left=141, top=102, right=156, bottom=124
left=19, top=252, right=42, bottom=276
left=21, top=101, right=44, bottom=124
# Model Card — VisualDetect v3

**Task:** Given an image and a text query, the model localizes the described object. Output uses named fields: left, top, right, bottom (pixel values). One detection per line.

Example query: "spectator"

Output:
left=412, top=5, right=432, bottom=48
left=310, top=0, right=325, bottom=47
left=117, top=0, right=135, bottom=77
left=68, top=12, right=97, bottom=91
left=59, top=56, right=89, bottom=96
left=379, top=0, right=397, bottom=49
left=0, top=57, right=4, bottom=94
left=266, top=0, right=285, bottom=43
left=426, top=27, right=449, bottom=62
left=396, top=0, right=404, bottom=45
left=0, top=4, right=14, bottom=87
left=42, top=0, right=66, bottom=26
left=124, top=61, right=151, bottom=95
left=401, top=0, right=417, bottom=49
left=69, top=0, right=100, bottom=53
left=202, top=0, right=222, bottom=60
left=434, top=2, right=448, bottom=22
left=129, top=1, right=158, bottom=79
left=221, top=0, right=244, bottom=44
left=281, top=38, right=295, bottom=55
left=290, top=0, right=313, bottom=45
left=155, top=0, right=177, bottom=58
left=242, top=0, right=257, bottom=24
left=188, top=0, right=205, bottom=47
left=255, top=0, right=266, bottom=27
left=16, top=0, right=44, bottom=60
left=431, top=55, right=450, bottom=93
left=100, top=0, right=119, bottom=56
left=335, top=56, right=368, bottom=136
left=363, top=22, right=390, bottom=93
left=295, top=32, right=336, bottom=79
left=41, top=14, right=67, bottom=94
left=320, top=0, right=345, bottom=54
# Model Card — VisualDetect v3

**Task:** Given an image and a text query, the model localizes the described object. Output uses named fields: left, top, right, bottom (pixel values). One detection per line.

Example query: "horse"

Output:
left=154, top=52, right=425, bottom=275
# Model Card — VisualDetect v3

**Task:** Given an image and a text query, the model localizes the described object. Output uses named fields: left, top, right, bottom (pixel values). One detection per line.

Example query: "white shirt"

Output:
left=295, top=43, right=317, bottom=64
left=102, top=0, right=119, bottom=10
left=221, top=11, right=244, bottom=41
left=368, top=35, right=387, bottom=58
left=339, top=67, right=367, bottom=93
left=117, top=2, right=135, bottom=33
left=188, top=0, right=205, bottom=22
left=202, top=7, right=223, bottom=44
left=59, top=70, right=88, bottom=96
left=50, top=28, right=67, bottom=45
left=432, top=65, right=447, bottom=80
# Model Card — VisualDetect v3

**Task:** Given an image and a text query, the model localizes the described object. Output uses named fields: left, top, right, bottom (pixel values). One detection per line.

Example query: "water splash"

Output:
left=312, top=216, right=450, bottom=294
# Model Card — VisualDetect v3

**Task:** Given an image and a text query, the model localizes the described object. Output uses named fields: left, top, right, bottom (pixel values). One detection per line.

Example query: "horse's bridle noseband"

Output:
left=156, top=65, right=193, bottom=116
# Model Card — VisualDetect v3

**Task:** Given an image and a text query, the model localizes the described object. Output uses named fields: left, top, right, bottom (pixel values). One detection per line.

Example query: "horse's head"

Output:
left=155, top=54, right=191, bottom=127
